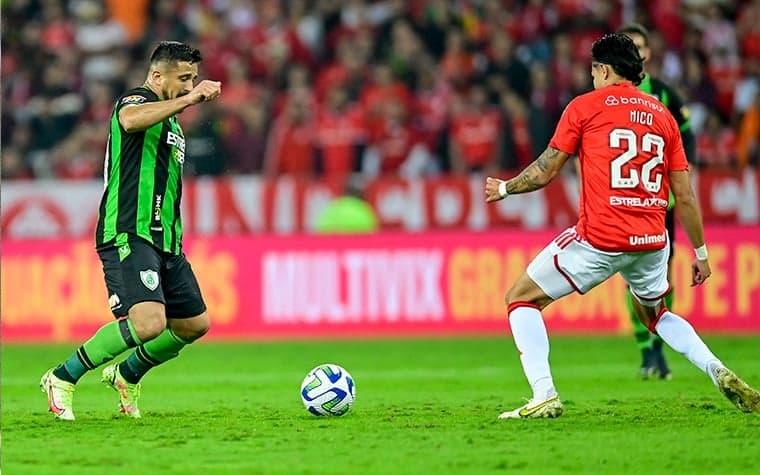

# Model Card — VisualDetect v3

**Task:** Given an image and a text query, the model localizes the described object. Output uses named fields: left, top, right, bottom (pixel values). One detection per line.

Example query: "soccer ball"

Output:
left=300, top=364, right=355, bottom=416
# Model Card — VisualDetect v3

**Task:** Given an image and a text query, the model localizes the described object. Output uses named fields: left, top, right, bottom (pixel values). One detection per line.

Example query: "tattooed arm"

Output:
left=485, top=147, right=571, bottom=202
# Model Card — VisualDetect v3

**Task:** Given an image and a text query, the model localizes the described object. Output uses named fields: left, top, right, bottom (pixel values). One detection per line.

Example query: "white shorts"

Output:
left=527, top=227, right=670, bottom=307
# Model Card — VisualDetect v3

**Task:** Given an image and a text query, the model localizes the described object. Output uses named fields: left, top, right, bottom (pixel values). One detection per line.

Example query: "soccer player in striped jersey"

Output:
left=618, top=23, right=697, bottom=380
left=41, top=41, right=222, bottom=420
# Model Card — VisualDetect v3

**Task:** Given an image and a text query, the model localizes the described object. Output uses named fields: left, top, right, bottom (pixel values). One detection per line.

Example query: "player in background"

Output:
left=618, top=23, right=697, bottom=380
left=485, top=33, right=760, bottom=418
left=40, top=42, right=222, bottom=420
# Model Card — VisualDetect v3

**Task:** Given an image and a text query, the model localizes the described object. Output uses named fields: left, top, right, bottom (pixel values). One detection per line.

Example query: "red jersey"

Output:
left=549, top=82, right=689, bottom=252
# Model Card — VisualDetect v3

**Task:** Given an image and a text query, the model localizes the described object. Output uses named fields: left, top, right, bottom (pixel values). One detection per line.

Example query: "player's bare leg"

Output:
left=498, top=272, right=563, bottom=419
left=632, top=298, right=760, bottom=413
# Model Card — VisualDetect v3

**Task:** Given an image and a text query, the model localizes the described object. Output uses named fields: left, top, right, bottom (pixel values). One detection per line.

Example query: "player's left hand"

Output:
left=485, top=177, right=506, bottom=203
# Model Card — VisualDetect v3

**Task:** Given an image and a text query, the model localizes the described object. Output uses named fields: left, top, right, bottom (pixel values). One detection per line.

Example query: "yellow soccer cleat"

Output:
left=498, top=394, right=564, bottom=419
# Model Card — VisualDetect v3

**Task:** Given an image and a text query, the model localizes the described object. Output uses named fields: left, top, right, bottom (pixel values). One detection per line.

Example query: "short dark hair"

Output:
left=617, top=23, right=650, bottom=47
left=591, top=33, right=644, bottom=85
left=149, top=41, right=202, bottom=66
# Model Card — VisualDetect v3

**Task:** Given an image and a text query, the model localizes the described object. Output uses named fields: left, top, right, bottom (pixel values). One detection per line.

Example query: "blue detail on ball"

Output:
left=307, top=406, right=323, bottom=416
left=320, top=365, right=343, bottom=383
left=346, top=376, right=354, bottom=396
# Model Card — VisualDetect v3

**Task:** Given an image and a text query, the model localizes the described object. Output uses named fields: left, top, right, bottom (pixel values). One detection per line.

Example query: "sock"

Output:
left=118, top=328, right=190, bottom=384
left=508, top=303, right=557, bottom=400
left=653, top=311, right=724, bottom=385
left=53, top=318, right=141, bottom=384
left=654, top=288, right=675, bottom=347
left=627, top=289, right=655, bottom=350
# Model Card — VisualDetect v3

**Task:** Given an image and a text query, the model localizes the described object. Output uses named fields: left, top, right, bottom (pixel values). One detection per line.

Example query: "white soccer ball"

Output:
left=300, top=364, right=356, bottom=416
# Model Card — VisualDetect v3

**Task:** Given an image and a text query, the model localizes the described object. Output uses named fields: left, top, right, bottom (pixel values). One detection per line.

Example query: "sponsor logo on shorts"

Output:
left=629, top=232, right=666, bottom=246
left=139, top=270, right=160, bottom=291
left=108, top=293, right=122, bottom=310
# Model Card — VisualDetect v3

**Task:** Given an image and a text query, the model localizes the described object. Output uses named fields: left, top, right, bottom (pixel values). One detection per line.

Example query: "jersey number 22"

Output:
left=609, top=128, right=664, bottom=193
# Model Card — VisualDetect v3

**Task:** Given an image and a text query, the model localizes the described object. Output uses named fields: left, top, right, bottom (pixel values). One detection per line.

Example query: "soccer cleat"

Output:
left=498, top=394, right=563, bottom=419
left=714, top=367, right=760, bottom=413
left=101, top=364, right=142, bottom=418
left=40, top=369, right=76, bottom=421
left=652, top=340, right=672, bottom=380
left=638, top=348, right=657, bottom=380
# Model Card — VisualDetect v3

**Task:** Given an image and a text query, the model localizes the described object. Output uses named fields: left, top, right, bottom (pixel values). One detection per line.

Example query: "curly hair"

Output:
left=591, top=33, right=644, bottom=85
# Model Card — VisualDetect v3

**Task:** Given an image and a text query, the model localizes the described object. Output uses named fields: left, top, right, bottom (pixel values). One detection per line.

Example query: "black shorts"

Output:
left=97, top=238, right=207, bottom=319
left=666, top=207, right=676, bottom=261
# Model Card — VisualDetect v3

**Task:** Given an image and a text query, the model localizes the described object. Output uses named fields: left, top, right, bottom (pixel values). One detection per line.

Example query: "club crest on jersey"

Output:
left=121, top=95, right=147, bottom=106
left=139, top=270, right=160, bottom=291
left=605, top=95, right=620, bottom=106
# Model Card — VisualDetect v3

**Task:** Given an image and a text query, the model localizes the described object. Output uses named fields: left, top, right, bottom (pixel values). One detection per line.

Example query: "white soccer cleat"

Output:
left=714, top=367, right=760, bottom=413
left=101, top=364, right=142, bottom=418
left=498, top=394, right=564, bottom=419
left=40, top=369, right=76, bottom=421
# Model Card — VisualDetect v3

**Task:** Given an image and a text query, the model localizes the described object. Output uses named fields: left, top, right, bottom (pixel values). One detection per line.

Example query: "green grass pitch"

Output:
left=3, top=336, right=760, bottom=474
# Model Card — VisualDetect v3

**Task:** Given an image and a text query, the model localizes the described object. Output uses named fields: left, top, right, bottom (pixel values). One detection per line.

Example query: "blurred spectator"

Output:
left=225, top=102, right=271, bottom=175
left=2, top=147, right=34, bottom=180
left=184, top=106, right=229, bottom=176
left=315, top=86, right=367, bottom=177
left=698, top=111, right=737, bottom=168
left=2, top=0, right=757, bottom=179
left=364, top=98, right=429, bottom=177
left=736, top=92, right=760, bottom=168
left=264, top=87, right=316, bottom=176
left=449, top=85, right=502, bottom=173
left=500, top=91, right=534, bottom=169
left=484, top=31, right=531, bottom=99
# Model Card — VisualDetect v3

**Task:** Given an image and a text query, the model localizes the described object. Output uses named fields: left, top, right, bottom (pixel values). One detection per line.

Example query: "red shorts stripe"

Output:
left=554, top=231, right=571, bottom=246
left=553, top=254, right=584, bottom=294
left=633, top=285, right=672, bottom=302
left=507, top=301, right=541, bottom=314
left=648, top=306, right=669, bottom=333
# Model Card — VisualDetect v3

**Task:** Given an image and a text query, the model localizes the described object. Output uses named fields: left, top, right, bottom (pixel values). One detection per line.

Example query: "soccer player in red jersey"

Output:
left=485, top=34, right=760, bottom=419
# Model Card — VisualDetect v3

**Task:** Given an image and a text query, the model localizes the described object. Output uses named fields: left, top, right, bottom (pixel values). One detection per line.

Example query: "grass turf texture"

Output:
left=3, top=337, right=760, bottom=474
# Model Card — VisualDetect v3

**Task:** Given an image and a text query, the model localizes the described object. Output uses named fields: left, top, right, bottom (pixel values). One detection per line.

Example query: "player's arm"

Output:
left=670, top=169, right=711, bottom=285
left=663, top=83, right=697, bottom=165
left=485, top=146, right=570, bottom=202
left=119, top=80, right=221, bottom=133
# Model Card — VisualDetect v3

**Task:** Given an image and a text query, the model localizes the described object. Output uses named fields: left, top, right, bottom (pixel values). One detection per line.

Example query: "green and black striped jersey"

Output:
left=96, top=86, right=186, bottom=255
left=638, top=74, right=696, bottom=163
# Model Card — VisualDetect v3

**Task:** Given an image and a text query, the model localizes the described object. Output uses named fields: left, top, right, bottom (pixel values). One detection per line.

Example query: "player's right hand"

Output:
left=186, top=80, right=222, bottom=105
left=691, top=258, right=711, bottom=286
left=485, top=177, right=506, bottom=203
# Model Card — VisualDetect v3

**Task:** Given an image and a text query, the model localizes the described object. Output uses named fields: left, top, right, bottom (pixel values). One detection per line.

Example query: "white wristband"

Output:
left=694, top=245, right=708, bottom=260
left=498, top=181, right=508, bottom=198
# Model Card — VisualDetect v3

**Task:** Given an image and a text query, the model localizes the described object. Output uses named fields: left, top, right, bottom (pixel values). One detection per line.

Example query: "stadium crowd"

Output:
left=3, top=0, right=760, bottom=180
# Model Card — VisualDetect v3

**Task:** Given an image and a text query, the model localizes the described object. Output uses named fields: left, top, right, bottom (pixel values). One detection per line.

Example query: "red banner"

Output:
left=2, top=226, right=759, bottom=342
left=2, top=170, right=758, bottom=238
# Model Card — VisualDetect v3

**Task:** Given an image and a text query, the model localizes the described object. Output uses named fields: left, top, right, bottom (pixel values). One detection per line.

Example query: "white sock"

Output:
left=654, top=311, right=724, bottom=385
left=508, top=305, right=557, bottom=400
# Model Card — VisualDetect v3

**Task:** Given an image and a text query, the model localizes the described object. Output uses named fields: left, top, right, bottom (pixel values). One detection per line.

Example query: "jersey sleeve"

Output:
left=549, top=97, right=584, bottom=155
left=114, top=89, right=155, bottom=114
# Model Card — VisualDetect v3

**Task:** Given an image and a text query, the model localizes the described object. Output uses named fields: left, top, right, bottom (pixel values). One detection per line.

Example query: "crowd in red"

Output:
left=3, top=0, right=760, bottom=180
